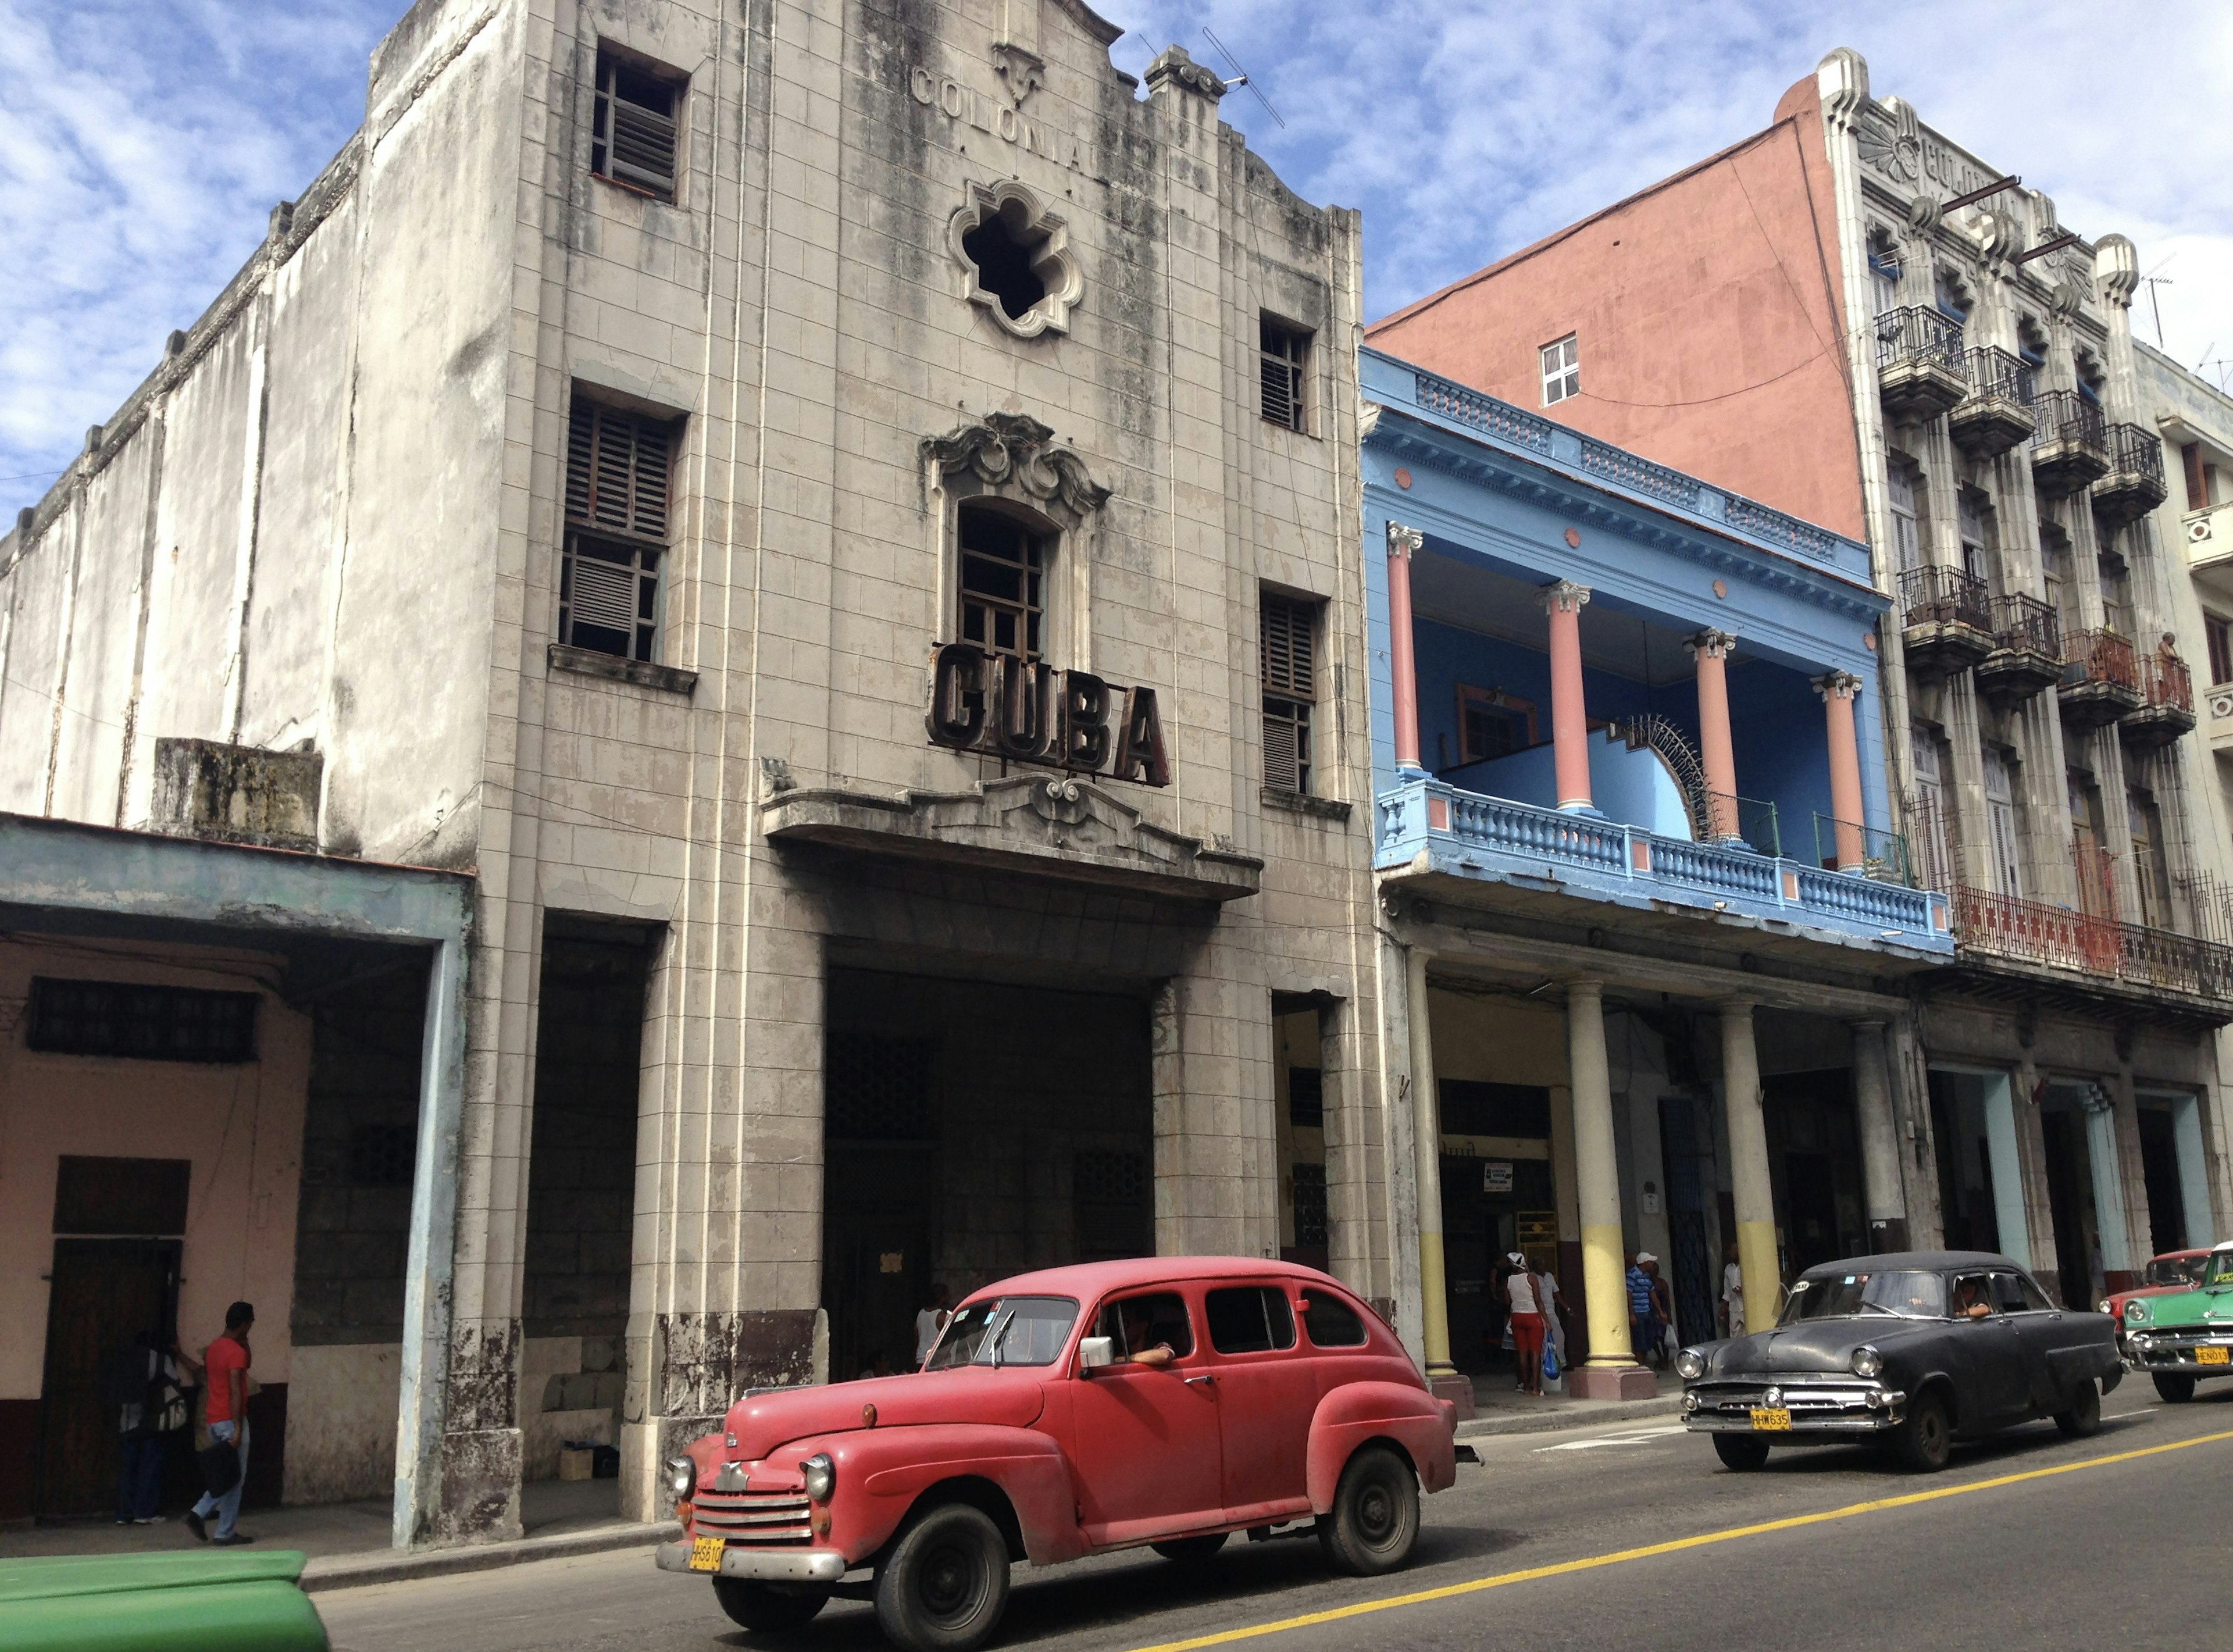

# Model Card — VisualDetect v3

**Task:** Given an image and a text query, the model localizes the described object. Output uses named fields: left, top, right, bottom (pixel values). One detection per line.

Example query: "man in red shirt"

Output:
left=186, top=1302, right=255, bottom=1545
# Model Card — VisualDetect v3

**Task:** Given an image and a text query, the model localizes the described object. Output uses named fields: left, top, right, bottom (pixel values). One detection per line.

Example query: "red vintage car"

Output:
left=2103, top=1247, right=2212, bottom=1354
left=654, top=1258, right=1458, bottom=1651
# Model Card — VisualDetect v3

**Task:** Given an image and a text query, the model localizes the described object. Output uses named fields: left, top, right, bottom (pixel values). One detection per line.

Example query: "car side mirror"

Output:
left=1078, top=1336, right=1115, bottom=1373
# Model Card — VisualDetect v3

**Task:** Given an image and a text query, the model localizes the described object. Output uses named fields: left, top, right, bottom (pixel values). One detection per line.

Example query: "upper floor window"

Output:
left=562, top=398, right=675, bottom=662
left=1261, top=591, right=1318, bottom=794
left=592, top=45, right=684, bottom=201
left=1867, top=234, right=1902, bottom=317
left=1957, top=490, right=1990, bottom=584
left=2206, top=613, right=2233, bottom=687
left=1261, top=317, right=1311, bottom=432
left=1886, top=461, right=1924, bottom=574
left=1456, top=685, right=1537, bottom=766
left=2075, top=349, right=2105, bottom=406
left=1540, top=334, right=1579, bottom=405
left=958, top=504, right=1045, bottom=660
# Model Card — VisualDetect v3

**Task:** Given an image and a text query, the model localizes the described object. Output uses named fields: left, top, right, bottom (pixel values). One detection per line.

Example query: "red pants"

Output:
left=1510, top=1311, right=1544, bottom=1369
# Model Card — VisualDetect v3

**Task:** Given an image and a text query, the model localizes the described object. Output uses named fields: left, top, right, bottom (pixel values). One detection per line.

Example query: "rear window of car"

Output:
left=1096, top=1291, right=1196, bottom=1360
left=1207, top=1286, right=1297, bottom=1354
left=1300, top=1289, right=1367, bottom=1347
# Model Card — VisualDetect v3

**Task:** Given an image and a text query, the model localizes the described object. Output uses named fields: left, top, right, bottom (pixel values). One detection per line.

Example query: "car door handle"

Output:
left=1184, top=1374, right=1214, bottom=1387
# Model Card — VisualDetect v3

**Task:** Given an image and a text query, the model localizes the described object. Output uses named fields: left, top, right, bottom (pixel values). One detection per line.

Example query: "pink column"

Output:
left=1542, top=580, right=1593, bottom=811
left=1815, top=670, right=1867, bottom=869
left=1387, top=523, right=1425, bottom=772
left=1688, top=630, right=1740, bottom=840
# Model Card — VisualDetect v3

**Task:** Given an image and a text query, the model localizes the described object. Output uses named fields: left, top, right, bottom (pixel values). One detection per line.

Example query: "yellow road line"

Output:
left=1128, top=1427, right=2233, bottom=1652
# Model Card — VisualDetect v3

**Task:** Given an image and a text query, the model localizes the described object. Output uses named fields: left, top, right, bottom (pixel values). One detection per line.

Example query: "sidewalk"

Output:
left=1455, top=1369, right=1684, bottom=1439
left=0, top=1477, right=677, bottom=1592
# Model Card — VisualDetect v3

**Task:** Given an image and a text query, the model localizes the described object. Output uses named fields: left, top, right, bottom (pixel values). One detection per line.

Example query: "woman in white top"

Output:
left=1504, top=1253, right=1546, bottom=1396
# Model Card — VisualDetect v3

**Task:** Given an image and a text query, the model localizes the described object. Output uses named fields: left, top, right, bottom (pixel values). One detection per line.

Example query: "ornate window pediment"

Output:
left=922, top=411, right=1110, bottom=524
left=948, top=179, right=1082, bottom=340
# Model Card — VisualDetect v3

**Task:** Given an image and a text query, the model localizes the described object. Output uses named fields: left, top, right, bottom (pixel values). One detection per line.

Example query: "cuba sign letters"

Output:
left=925, top=641, right=1170, bottom=787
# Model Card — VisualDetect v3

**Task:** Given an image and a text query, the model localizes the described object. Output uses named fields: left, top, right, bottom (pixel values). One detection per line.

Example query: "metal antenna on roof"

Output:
left=1201, top=27, right=1286, bottom=127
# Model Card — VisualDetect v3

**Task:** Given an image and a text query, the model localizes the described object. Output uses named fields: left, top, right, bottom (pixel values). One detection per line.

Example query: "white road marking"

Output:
left=1533, top=1425, right=1690, bottom=1453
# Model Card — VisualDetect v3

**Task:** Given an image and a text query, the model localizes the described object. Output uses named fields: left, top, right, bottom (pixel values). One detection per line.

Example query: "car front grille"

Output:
left=691, top=1488, right=814, bottom=1546
left=1689, top=1378, right=1879, bottom=1415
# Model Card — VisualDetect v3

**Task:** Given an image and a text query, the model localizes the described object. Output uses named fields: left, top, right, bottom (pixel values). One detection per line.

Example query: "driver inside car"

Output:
left=1952, top=1276, right=1992, bottom=1319
left=1111, top=1298, right=1176, bottom=1368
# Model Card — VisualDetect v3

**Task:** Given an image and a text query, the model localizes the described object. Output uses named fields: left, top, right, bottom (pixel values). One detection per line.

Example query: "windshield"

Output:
left=923, top=1296, right=1079, bottom=1369
left=1779, top=1270, right=1947, bottom=1324
left=2211, top=1254, right=2233, bottom=1288
left=2145, top=1254, right=2208, bottom=1288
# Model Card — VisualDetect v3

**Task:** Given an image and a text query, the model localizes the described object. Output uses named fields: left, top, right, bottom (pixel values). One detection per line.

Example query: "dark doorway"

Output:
left=1764, top=1068, right=1864, bottom=1275
left=1782, top=1154, right=1841, bottom=1276
left=1658, top=1097, right=1715, bottom=1345
left=522, top=919, right=657, bottom=1470
left=2039, top=1108, right=2096, bottom=1310
left=36, top=1238, right=180, bottom=1518
left=2136, top=1104, right=2188, bottom=1255
left=1439, top=1153, right=1554, bottom=1375
left=1929, top=1072, right=2001, bottom=1254
left=821, top=969, right=1151, bottom=1383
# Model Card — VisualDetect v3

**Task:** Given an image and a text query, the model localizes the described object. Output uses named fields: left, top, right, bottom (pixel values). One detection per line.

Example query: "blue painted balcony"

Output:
left=1376, top=777, right=1951, bottom=954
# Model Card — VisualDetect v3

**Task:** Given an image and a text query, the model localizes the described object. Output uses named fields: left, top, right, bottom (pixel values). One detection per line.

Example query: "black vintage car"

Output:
left=1677, top=1251, right=2122, bottom=1473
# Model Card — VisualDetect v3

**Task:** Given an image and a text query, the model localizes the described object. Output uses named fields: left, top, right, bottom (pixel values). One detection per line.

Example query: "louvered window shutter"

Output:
left=1261, top=349, right=1294, bottom=430
left=566, top=404, right=672, bottom=540
left=1262, top=709, right=1300, bottom=793
left=1261, top=597, right=1314, bottom=700
left=609, top=97, right=678, bottom=195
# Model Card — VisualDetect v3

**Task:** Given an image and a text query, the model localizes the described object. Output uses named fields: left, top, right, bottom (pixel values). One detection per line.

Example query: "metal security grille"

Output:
left=28, top=978, right=256, bottom=1063
left=1287, top=1066, right=1324, bottom=1128
left=1290, top=1161, right=1328, bottom=1250
left=1261, top=593, right=1316, bottom=793
left=562, top=400, right=672, bottom=662
left=1260, top=317, right=1309, bottom=432
left=591, top=50, right=682, bottom=199
left=825, top=1036, right=937, bottom=1141
left=1073, top=1149, right=1150, bottom=1261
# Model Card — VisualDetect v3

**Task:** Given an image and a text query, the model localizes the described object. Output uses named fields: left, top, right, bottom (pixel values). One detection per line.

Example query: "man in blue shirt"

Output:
left=1628, top=1253, right=1663, bottom=1366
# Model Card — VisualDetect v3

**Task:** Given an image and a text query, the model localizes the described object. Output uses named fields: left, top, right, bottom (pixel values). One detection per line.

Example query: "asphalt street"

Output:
left=318, top=1383, right=2233, bottom=1652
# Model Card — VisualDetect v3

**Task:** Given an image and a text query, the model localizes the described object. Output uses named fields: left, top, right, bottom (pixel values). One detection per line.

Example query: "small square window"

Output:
left=1540, top=334, right=1579, bottom=405
left=591, top=45, right=684, bottom=201
left=1261, top=317, right=1311, bottom=433
left=1455, top=686, right=1537, bottom=766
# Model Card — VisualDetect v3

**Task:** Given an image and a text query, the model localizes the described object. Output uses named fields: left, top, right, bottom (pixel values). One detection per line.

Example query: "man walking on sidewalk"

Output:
left=186, top=1301, right=255, bottom=1547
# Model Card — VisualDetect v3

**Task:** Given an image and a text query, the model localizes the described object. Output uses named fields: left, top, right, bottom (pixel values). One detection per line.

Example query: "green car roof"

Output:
left=0, top=1551, right=325, bottom=1652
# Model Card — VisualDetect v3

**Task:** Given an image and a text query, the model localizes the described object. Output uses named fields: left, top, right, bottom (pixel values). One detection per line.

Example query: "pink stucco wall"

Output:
left=1369, top=77, right=1865, bottom=541
left=0, top=941, right=309, bottom=1406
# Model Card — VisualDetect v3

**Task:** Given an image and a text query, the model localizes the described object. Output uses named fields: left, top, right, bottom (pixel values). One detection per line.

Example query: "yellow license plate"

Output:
left=2199, top=1346, right=2230, bottom=1366
left=1750, top=1407, right=1792, bottom=1432
left=689, top=1536, right=725, bottom=1572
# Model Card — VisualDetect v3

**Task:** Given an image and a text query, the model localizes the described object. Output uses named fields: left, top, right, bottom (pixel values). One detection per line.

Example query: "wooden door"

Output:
left=35, top=1239, right=180, bottom=1518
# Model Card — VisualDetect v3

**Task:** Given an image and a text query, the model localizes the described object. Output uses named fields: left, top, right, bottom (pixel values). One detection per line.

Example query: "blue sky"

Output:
left=3, top=1, right=2228, bottom=511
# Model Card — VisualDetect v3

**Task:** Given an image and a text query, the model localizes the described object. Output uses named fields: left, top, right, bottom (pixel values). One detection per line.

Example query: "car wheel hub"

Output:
left=1358, top=1483, right=1396, bottom=1544
left=920, top=1543, right=979, bottom=1620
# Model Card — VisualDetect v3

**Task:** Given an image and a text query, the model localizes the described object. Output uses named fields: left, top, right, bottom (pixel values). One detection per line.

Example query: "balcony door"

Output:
left=1982, top=748, right=2022, bottom=898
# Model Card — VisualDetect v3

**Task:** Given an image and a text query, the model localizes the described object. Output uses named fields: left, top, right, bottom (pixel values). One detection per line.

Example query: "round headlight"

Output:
left=1852, top=1345, right=1884, bottom=1379
left=666, top=1456, right=697, bottom=1499
left=801, top=1452, right=836, bottom=1503
left=2126, top=1299, right=2149, bottom=1324
left=1675, top=1348, right=1706, bottom=1381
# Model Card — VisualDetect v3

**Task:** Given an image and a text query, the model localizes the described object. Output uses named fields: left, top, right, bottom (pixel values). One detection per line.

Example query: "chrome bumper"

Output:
left=2125, top=1332, right=2233, bottom=1374
left=1682, top=1382, right=1906, bottom=1436
left=657, top=1540, right=852, bottom=1584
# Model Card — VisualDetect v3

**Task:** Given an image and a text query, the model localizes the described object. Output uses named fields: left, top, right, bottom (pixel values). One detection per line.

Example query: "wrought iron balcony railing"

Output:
left=2140, top=652, right=2194, bottom=715
left=2105, top=422, right=2167, bottom=488
left=1899, top=565, right=1992, bottom=632
left=2065, top=627, right=2141, bottom=692
left=1874, top=306, right=1967, bottom=376
left=2030, top=388, right=2109, bottom=452
left=1991, top=593, right=2061, bottom=659
left=1950, top=884, right=2233, bottom=999
left=1962, top=347, right=2036, bottom=404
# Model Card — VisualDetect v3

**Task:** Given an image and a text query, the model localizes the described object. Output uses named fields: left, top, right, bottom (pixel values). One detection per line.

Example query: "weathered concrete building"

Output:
left=1368, top=47, right=2233, bottom=1312
left=0, top=0, right=1381, bottom=1544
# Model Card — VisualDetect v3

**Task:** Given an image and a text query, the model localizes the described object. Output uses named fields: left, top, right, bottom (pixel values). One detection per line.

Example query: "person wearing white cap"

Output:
left=1503, top=1252, right=1546, bottom=1396
left=1626, top=1252, right=1663, bottom=1367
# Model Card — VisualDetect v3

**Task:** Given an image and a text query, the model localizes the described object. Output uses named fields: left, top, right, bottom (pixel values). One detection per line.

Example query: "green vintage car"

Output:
left=2122, top=1239, right=2233, bottom=1403
left=0, top=1550, right=327, bottom=1652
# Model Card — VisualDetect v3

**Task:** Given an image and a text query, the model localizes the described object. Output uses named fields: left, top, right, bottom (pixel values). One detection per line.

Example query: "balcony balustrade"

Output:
left=1948, top=347, right=2036, bottom=460
left=1975, top=593, right=2063, bottom=704
left=2029, top=390, right=2110, bottom=496
left=2092, top=422, right=2169, bottom=524
left=2184, top=499, right=2233, bottom=570
left=2121, top=651, right=2198, bottom=748
left=1897, top=564, right=1995, bottom=677
left=1874, top=307, right=1969, bottom=423
left=1950, top=884, right=2233, bottom=1000
left=2057, top=627, right=2143, bottom=728
left=1375, top=776, right=1950, bottom=954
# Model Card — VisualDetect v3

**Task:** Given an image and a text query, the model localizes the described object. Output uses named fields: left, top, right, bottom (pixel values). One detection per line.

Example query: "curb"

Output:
left=300, top=1520, right=681, bottom=1594
left=1455, top=1396, right=1685, bottom=1440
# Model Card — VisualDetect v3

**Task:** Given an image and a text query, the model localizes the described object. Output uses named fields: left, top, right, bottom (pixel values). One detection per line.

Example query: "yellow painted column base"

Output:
left=1580, top=1219, right=1635, bottom=1366
left=1738, top=1218, right=1781, bottom=1336
left=1419, top=1233, right=1456, bottom=1373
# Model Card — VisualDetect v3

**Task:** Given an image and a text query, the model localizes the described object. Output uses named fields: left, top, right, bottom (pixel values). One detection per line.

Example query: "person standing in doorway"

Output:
left=1646, top=1255, right=1675, bottom=1362
left=1503, top=1253, right=1544, bottom=1396
left=112, top=1332, right=197, bottom=1526
left=913, top=1284, right=952, bottom=1368
left=1627, top=1253, right=1657, bottom=1365
left=1720, top=1239, right=1745, bottom=1337
left=186, top=1303, right=254, bottom=1546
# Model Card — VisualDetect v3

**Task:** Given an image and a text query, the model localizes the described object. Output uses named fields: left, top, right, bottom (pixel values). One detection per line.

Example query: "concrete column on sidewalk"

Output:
left=1721, top=1001, right=1781, bottom=1335
left=1850, top=1019, right=1909, bottom=1252
left=1542, top=581, right=1595, bottom=812
left=1406, top=947, right=1468, bottom=1415
left=1567, top=981, right=1651, bottom=1398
